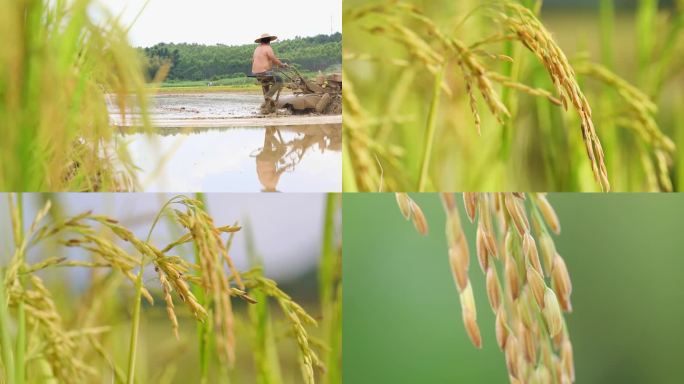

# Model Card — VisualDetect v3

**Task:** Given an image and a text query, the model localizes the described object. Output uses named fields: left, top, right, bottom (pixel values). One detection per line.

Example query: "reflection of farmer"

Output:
left=256, top=127, right=290, bottom=192
left=254, top=126, right=340, bottom=192
left=252, top=33, right=288, bottom=112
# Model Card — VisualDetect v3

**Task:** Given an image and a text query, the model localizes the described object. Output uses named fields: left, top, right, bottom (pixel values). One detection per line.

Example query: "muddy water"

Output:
left=109, top=91, right=264, bottom=123
left=110, top=91, right=341, bottom=192
left=147, top=91, right=262, bottom=119
left=123, top=124, right=341, bottom=192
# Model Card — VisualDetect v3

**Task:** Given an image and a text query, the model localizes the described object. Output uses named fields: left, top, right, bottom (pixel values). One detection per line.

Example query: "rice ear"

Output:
left=395, top=193, right=576, bottom=383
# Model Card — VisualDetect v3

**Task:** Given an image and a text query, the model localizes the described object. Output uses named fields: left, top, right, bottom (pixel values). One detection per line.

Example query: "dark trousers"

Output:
left=253, top=71, right=283, bottom=100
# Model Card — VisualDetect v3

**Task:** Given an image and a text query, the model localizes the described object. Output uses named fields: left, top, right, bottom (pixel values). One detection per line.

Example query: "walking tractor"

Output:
left=252, top=66, right=342, bottom=115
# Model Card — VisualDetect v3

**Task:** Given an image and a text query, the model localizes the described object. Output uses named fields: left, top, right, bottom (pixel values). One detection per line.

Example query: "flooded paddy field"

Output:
left=110, top=91, right=341, bottom=192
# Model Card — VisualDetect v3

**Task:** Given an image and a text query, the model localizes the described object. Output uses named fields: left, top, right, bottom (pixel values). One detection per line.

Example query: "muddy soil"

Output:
left=109, top=91, right=341, bottom=128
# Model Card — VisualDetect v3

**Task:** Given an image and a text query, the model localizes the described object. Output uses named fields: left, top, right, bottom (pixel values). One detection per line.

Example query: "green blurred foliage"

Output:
left=343, top=193, right=684, bottom=383
left=0, top=0, right=151, bottom=191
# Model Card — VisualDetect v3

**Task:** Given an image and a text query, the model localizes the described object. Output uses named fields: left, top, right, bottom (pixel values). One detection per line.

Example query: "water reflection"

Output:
left=123, top=124, right=341, bottom=192
left=254, top=126, right=341, bottom=192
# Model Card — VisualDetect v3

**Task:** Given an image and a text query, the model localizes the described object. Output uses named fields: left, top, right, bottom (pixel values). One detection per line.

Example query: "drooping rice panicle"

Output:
left=396, top=193, right=575, bottom=383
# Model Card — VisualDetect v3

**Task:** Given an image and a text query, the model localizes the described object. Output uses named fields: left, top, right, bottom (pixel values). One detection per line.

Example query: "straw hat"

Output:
left=255, top=33, right=278, bottom=43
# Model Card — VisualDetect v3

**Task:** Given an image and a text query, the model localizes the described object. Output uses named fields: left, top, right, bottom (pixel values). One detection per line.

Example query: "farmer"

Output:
left=252, top=33, right=288, bottom=111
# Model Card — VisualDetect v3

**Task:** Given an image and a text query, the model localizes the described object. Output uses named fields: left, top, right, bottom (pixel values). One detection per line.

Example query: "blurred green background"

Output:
left=343, top=193, right=684, bottom=383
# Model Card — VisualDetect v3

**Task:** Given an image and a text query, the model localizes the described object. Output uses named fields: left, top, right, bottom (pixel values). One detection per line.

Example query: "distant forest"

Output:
left=142, top=33, right=341, bottom=82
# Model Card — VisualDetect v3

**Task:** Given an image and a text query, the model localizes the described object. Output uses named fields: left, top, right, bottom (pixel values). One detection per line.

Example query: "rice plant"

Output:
left=0, top=0, right=152, bottom=191
left=343, top=0, right=684, bottom=192
left=0, top=193, right=338, bottom=383
left=396, top=192, right=574, bottom=383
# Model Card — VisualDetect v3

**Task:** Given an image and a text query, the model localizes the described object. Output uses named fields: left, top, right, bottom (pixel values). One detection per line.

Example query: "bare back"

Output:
left=252, top=44, right=282, bottom=73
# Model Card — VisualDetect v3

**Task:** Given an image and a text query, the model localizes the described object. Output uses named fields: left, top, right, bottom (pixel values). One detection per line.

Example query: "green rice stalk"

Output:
left=0, top=265, right=16, bottom=383
left=243, top=271, right=323, bottom=384
left=192, top=193, right=212, bottom=384
left=600, top=0, right=616, bottom=69
left=598, top=0, right=621, bottom=190
left=126, top=195, right=186, bottom=384
left=417, top=66, right=446, bottom=191
left=652, top=3, right=684, bottom=92
left=498, top=0, right=539, bottom=163
left=575, top=61, right=675, bottom=191
left=245, top=220, right=283, bottom=384
left=319, top=194, right=342, bottom=384
left=342, top=137, right=360, bottom=192
left=636, top=0, right=658, bottom=88
left=677, top=92, right=684, bottom=190
left=0, top=0, right=152, bottom=191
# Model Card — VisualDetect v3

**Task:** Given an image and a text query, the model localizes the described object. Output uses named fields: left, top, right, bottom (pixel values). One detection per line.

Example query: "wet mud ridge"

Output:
left=112, top=113, right=342, bottom=128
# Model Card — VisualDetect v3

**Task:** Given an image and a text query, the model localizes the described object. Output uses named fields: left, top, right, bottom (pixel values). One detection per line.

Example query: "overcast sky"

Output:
left=95, top=0, right=342, bottom=47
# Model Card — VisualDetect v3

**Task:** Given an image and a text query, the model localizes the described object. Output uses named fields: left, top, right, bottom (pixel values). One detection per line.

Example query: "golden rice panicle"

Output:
left=397, top=193, right=576, bottom=382
left=518, top=318, right=536, bottom=364
left=538, top=232, right=557, bottom=277
left=542, top=287, right=563, bottom=337
left=156, top=264, right=180, bottom=339
left=505, top=334, right=521, bottom=380
left=435, top=193, right=484, bottom=348
left=477, top=196, right=498, bottom=259
left=66, top=231, right=154, bottom=303
left=535, top=194, right=561, bottom=234
left=522, top=232, right=543, bottom=275
left=445, top=202, right=470, bottom=292
left=463, top=193, right=479, bottom=223
left=495, top=308, right=509, bottom=350
left=561, top=338, right=576, bottom=382
left=343, top=70, right=395, bottom=192
left=486, top=266, right=502, bottom=312
left=5, top=198, right=53, bottom=286
left=244, top=273, right=322, bottom=384
left=95, top=217, right=207, bottom=321
left=462, top=194, right=577, bottom=382
left=410, top=199, right=428, bottom=235
left=504, top=193, right=530, bottom=237
left=90, top=215, right=209, bottom=353
left=530, top=195, right=574, bottom=313
left=575, top=62, right=676, bottom=192
left=460, top=282, right=482, bottom=348
left=395, top=193, right=428, bottom=235
left=449, top=246, right=469, bottom=292
left=499, top=3, right=610, bottom=191
left=448, top=37, right=511, bottom=126
left=7, top=274, right=92, bottom=382
left=526, top=265, right=546, bottom=308
left=398, top=3, right=582, bottom=139
left=396, top=192, right=413, bottom=220
left=476, top=224, right=490, bottom=272
left=504, top=241, right=521, bottom=300
left=171, top=197, right=241, bottom=365
left=88, top=211, right=212, bottom=356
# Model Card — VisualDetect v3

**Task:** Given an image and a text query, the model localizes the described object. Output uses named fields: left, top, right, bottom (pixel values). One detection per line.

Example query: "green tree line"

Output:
left=142, top=33, right=341, bottom=82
